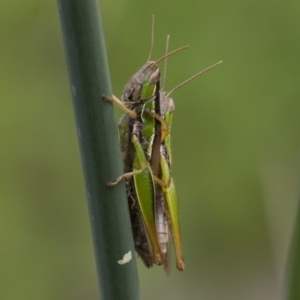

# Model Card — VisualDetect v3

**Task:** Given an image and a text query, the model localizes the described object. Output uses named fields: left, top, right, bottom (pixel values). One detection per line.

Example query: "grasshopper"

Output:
left=104, top=40, right=188, bottom=266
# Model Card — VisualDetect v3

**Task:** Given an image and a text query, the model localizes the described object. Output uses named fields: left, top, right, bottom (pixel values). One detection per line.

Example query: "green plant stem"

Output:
left=284, top=198, right=300, bottom=300
left=57, top=1, right=140, bottom=299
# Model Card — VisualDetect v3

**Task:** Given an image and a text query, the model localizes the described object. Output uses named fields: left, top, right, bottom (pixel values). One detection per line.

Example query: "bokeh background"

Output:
left=1, top=1, right=300, bottom=299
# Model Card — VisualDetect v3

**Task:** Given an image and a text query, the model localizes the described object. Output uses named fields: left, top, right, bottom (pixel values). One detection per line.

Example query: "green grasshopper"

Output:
left=154, top=60, right=223, bottom=271
left=104, top=44, right=189, bottom=266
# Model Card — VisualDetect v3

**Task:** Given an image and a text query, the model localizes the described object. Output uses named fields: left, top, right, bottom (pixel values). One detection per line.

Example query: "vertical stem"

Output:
left=57, top=1, right=140, bottom=299
left=284, top=199, right=300, bottom=300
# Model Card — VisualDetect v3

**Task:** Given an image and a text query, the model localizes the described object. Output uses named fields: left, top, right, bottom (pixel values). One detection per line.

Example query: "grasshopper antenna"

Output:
left=147, top=15, right=155, bottom=62
left=154, top=45, right=189, bottom=65
left=167, top=61, right=223, bottom=97
left=161, top=35, right=170, bottom=91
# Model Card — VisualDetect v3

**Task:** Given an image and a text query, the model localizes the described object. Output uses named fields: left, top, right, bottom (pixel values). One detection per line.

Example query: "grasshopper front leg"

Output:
left=103, top=94, right=138, bottom=119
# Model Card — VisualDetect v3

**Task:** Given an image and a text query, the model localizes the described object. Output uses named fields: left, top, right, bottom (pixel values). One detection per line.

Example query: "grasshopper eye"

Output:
left=167, top=97, right=175, bottom=112
left=131, top=85, right=142, bottom=101
left=149, top=68, right=160, bottom=84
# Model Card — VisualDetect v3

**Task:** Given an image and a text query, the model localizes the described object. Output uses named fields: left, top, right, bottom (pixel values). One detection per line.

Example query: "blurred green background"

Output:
left=1, top=1, right=300, bottom=299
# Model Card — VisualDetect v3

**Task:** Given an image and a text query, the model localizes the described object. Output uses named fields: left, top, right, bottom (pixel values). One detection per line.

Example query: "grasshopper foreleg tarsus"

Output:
left=102, top=94, right=118, bottom=105
left=102, top=94, right=112, bottom=102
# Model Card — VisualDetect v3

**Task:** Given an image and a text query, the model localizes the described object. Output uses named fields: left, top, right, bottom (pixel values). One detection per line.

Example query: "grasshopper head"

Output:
left=160, top=91, right=175, bottom=116
left=122, top=61, right=160, bottom=108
